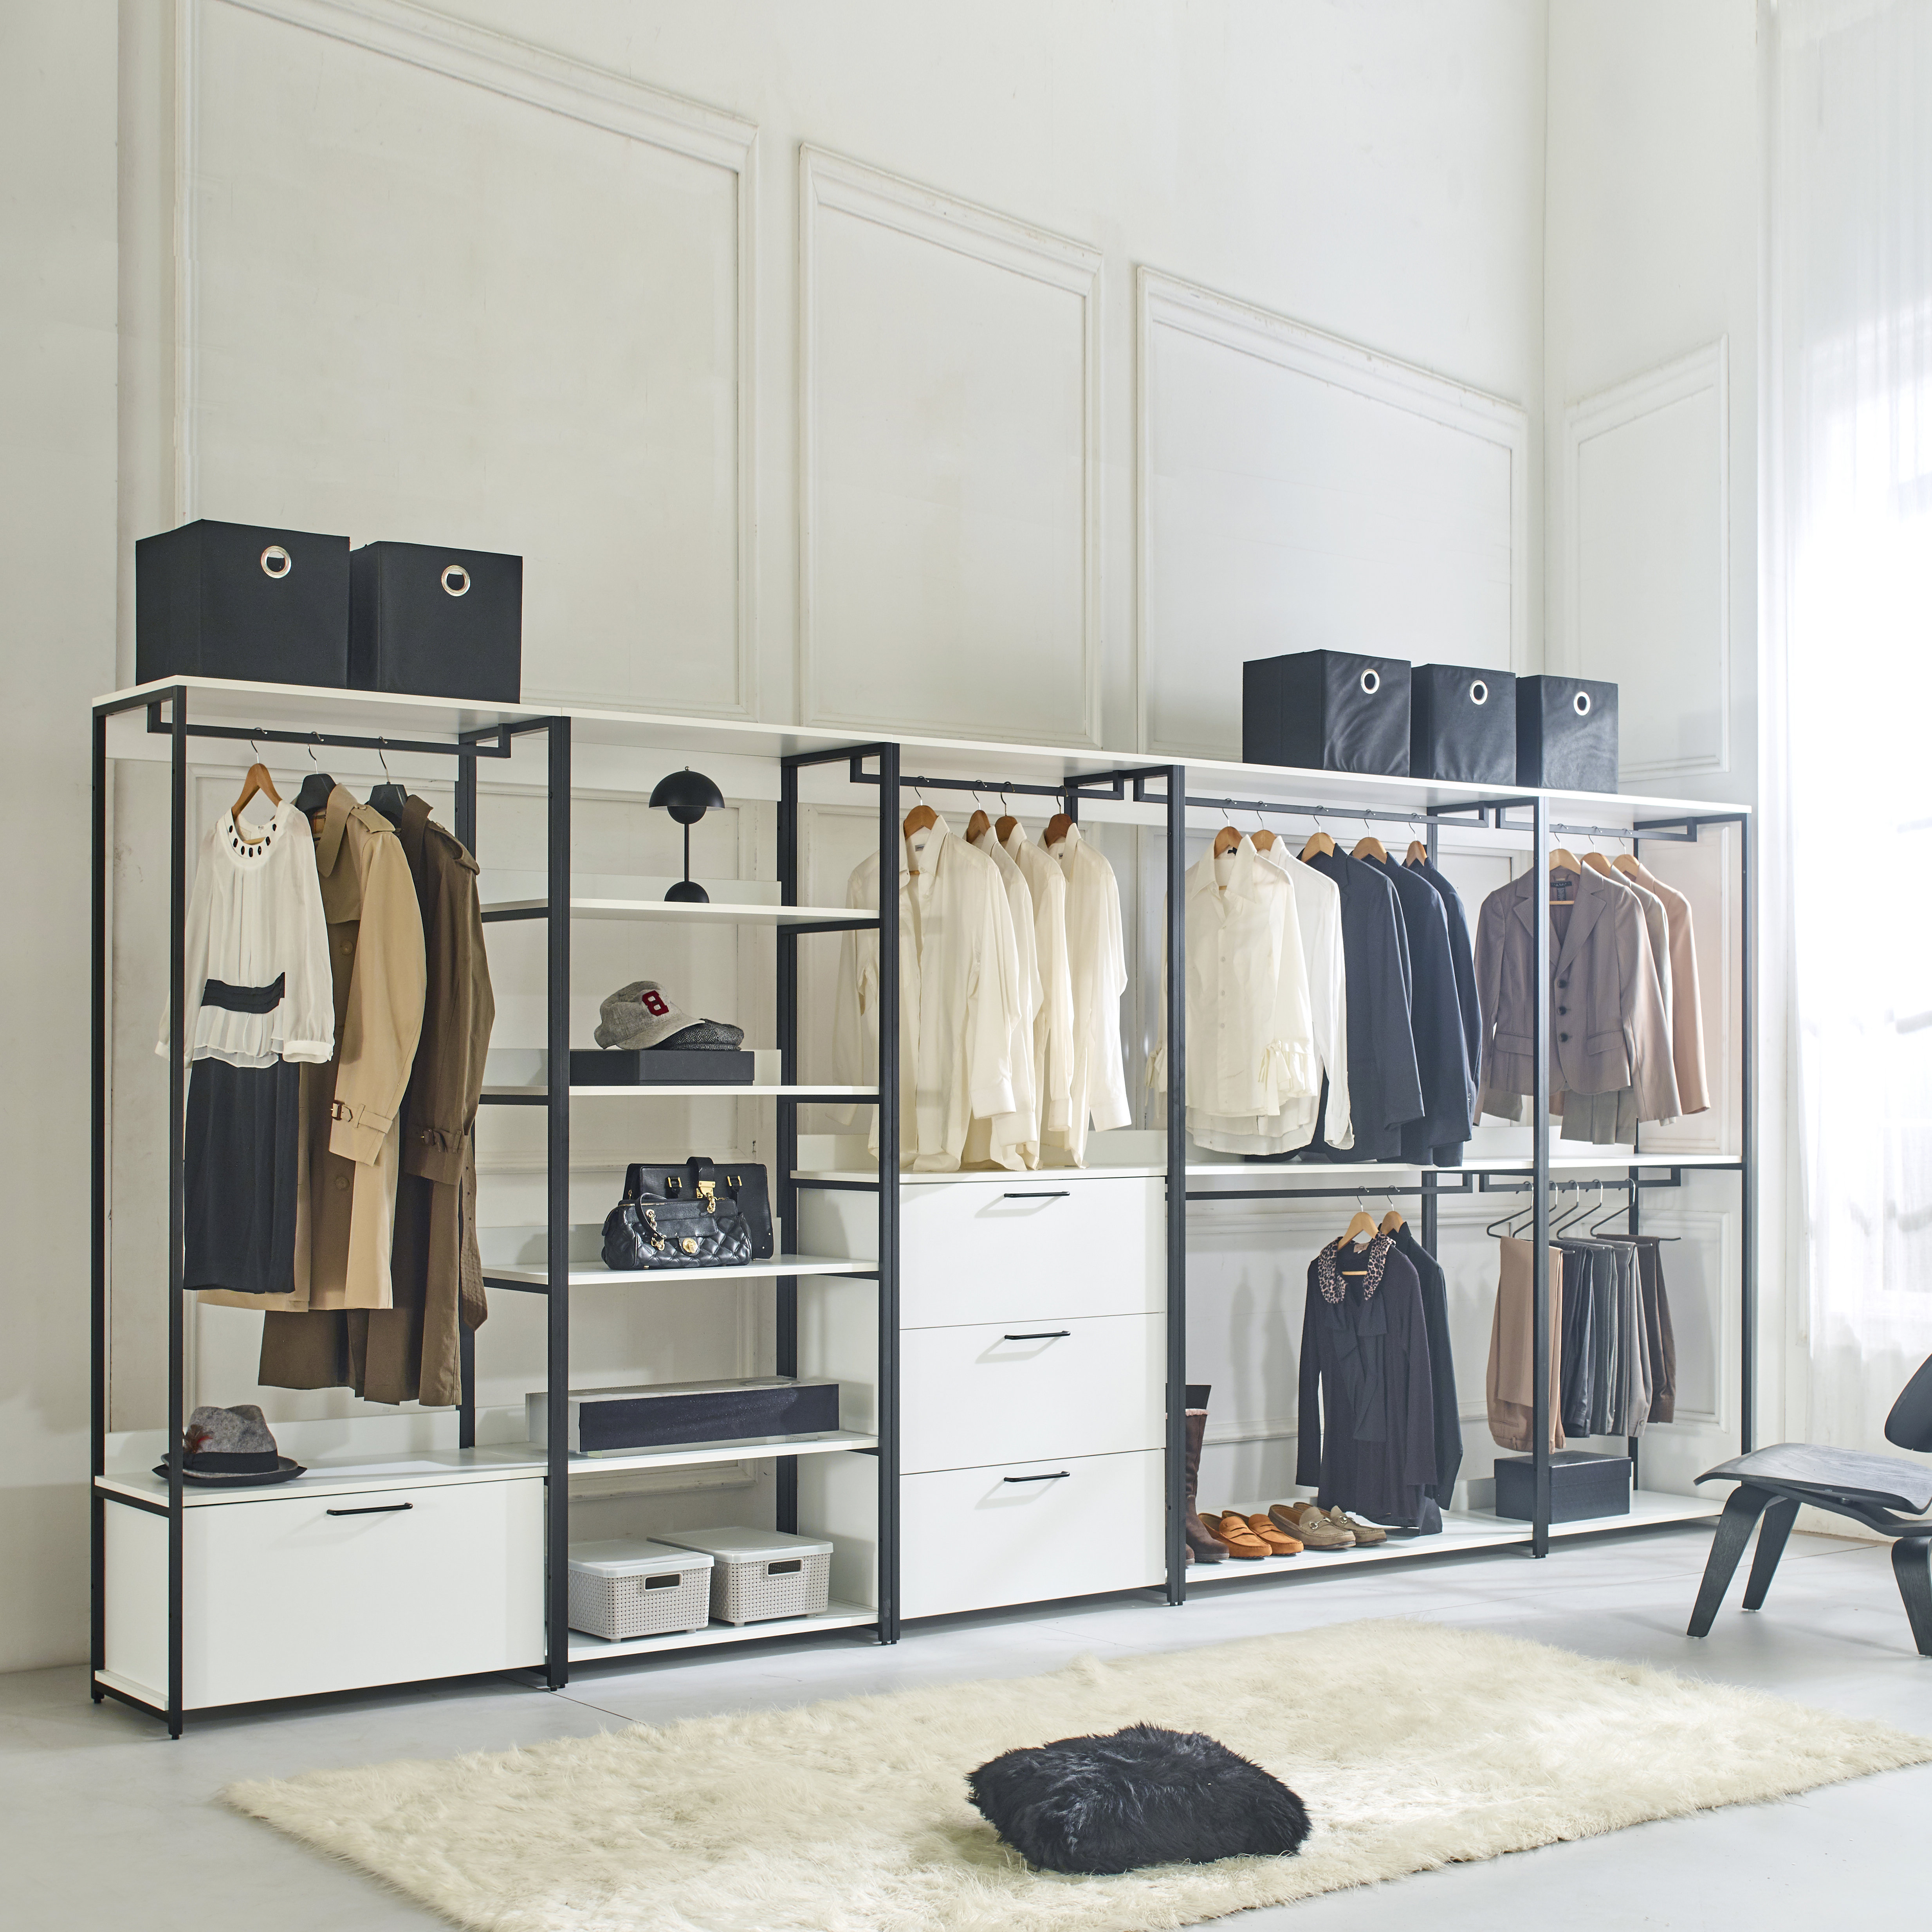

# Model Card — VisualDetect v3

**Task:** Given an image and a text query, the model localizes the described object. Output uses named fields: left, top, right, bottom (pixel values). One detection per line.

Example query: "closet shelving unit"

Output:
left=91, top=675, right=1752, bottom=1732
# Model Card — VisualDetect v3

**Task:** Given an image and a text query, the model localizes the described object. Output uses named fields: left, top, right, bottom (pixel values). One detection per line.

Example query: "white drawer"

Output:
left=105, top=1477, right=545, bottom=1709
left=801, top=1177, right=1163, bottom=1327
left=900, top=1449, right=1164, bottom=1620
left=901, top=1313, right=1163, bottom=1473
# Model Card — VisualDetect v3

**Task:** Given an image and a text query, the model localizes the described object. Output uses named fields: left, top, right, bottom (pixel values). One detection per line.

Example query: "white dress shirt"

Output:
left=833, top=815, right=1023, bottom=1172
left=1003, top=823, right=1076, bottom=1136
left=1039, top=822, right=1131, bottom=1167
left=1188, top=841, right=1354, bottom=1155
left=965, top=825, right=1044, bottom=1168
left=1152, top=837, right=1318, bottom=1128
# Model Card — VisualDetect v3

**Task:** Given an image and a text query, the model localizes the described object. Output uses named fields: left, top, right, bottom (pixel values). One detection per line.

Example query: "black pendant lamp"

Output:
left=649, top=768, right=725, bottom=902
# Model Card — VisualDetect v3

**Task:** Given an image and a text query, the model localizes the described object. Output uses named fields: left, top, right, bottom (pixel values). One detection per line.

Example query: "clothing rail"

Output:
left=142, top=704, right=518, bottom=760
left=1185, top=1169, right=1690, bottom=1205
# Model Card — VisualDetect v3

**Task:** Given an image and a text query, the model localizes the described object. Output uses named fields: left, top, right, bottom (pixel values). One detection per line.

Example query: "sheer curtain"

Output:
left=1774, top=0, right=1932, bottom=1447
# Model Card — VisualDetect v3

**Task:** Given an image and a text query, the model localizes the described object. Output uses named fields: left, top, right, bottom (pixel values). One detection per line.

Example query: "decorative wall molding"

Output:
left=797, top=145, right=1104, bottom=746
left=173, top=0, right=761, bottom=717
left=1560, top=339, right=1730, bottom=783
left=1136, top=265, right=1532, bottom=755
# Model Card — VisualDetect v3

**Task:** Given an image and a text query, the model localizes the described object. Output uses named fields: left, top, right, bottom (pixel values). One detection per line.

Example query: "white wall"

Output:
left=12, top=0, right=1578, bottom=1669
left=0, top=2, right=120, bottom=1675
left=1542, top=0, right=1768, bottom=1486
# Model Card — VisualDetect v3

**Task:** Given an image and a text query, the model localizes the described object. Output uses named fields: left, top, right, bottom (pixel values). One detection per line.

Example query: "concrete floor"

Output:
left=9, top=1523, right=1932, bottom=1929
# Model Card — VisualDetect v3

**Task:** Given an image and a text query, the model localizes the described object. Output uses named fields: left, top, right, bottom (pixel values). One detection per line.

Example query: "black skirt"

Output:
left=184, top=1057, right=301, bottom=1295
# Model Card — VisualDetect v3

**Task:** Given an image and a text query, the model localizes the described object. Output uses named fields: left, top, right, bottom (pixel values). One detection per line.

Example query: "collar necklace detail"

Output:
left=1317, top=1233, right=1393, bottom=1304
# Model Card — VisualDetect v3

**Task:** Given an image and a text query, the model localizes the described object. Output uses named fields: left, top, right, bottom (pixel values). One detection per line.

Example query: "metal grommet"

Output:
left=1573, top=689, right=1592, bottom=717
left=1360, top=667, right=1382, bottom=696
left=260, top=544, right=291, bottom=579
left=1469, top=679, right=1489, bottom=706
left=440, top=563, right=470, bottom=597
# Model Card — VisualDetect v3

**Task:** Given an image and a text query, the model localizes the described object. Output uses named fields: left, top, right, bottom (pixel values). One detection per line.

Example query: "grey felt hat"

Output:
left=155, top=1403, right=304, bottom=1486
left=593, top=981, right=745, bottom=1053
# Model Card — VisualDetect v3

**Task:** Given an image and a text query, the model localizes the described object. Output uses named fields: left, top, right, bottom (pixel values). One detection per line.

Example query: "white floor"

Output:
left=10, top=1523, right=1932, bottom=1929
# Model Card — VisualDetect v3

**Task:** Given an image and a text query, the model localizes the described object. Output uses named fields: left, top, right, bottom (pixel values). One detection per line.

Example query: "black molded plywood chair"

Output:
left=1688, top=1355, right=1932, bottom=1654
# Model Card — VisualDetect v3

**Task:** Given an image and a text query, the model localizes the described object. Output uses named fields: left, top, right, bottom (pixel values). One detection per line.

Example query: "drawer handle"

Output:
left=1003, top=1471, right=1071, bottom=1483
left=1002, top=1191, right=1070, bottom=1200
left=1003, top=1330, right=1071, bottom=1341
left=325, top=1502, right=414, bottom=1517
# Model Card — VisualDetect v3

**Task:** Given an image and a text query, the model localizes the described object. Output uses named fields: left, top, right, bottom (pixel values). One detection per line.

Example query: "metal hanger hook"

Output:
left=306, top=732, right=321, bottom=767
left=377, top=736, right=391, bottom=778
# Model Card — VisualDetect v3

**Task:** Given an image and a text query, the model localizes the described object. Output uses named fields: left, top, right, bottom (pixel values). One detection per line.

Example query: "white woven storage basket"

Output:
left=655, top=1528, right=835, bottom=1625
left=567, top=1539, right=713, bottom=1641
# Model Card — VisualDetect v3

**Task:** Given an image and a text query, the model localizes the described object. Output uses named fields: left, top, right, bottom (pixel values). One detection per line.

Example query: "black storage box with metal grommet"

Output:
left=348, top=539, right=523, bottom=702
left=1242, top=649, right=1412, bottom=775
left=1409, top=663, right=1517, bottom=784
left=1492, top=1449, right=1632, bottom=1524
left=1515, top=674, right=1619, bottom=791
left=135, top=519, right=352, bottom=688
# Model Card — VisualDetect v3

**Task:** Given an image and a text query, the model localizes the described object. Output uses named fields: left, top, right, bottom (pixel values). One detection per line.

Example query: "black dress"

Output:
left=1296, top=1236, right=1438, bottom=1525
left=1389, top=1221, right=1461, bottom=1532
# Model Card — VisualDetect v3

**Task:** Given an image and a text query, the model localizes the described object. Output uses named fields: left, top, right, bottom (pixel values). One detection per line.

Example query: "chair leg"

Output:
left=1688, top=1485, right=1776, bottom=1638
left=1741, top=1497, right=1800, bottom=1610
left=1891, top=1539, right=1932, bottom=1657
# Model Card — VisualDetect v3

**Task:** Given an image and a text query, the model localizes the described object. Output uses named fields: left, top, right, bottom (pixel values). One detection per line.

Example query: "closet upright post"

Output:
left=1164, top=762, right=1188, bottom=1605
left=1530, top=792, right=1553, bottom=1557
left=544, top=717, right=571, bottom=1689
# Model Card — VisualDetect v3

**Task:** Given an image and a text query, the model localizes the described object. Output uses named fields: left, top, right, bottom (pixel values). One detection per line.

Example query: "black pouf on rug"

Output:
left=968, top=1723, right=1310, bottom=1875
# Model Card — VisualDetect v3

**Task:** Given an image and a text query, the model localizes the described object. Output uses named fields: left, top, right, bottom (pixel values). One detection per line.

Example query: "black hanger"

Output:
left=1485, top=1191, right=1541, bottom=1240
left=367, top=740, right=407, bottom=826
left=293, top=735, right=335, bottom=817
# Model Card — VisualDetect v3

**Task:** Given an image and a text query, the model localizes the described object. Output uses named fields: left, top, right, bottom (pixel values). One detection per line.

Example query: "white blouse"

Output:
left=157, top=799, right=334, bottom=1068
left=967, top=826, right=1044, bottom=1169
left=833, top=816, right=1024, bottom=1171
left=1040, top=822, right=1131, bottom=1166
left=1002, top=824, right=1077, bottom=1137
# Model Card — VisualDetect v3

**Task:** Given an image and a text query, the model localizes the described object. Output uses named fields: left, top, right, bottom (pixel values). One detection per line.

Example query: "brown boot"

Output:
left=1183, top=1385, right=1226, bottom=1563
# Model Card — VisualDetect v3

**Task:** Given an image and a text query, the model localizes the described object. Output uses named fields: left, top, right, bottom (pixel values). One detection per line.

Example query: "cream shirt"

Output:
left=1003, top=824, right=1076, bottom=1136
left=965, top=826, right=1044, bottom=1169
left=1152, top=837, right=1317, bottom=1124
left=1039, top=822, right=1131, bottom=1167
left=833, top=816, right=1023, bottom=1172
left=1190, top=842, right=1354, bottom=1155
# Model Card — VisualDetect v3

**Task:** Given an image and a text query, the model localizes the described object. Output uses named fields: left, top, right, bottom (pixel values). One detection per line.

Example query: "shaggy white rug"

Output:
left=226, top=1619, right=1932, bottom=1932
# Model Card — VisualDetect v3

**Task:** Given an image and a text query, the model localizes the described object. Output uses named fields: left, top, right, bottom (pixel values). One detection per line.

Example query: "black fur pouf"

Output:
left=967, top=1723, right=1310, bottom=1875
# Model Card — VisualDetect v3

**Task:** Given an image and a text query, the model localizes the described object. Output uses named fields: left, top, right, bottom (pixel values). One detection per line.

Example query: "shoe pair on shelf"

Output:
left=1267, top=1503, right=1388, bottom=1551
left=1204, top=1512, right=1301, bottom=1560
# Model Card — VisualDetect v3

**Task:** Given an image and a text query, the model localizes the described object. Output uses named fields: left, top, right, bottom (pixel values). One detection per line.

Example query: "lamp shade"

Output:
left=649, top=768, right=725, bottom=826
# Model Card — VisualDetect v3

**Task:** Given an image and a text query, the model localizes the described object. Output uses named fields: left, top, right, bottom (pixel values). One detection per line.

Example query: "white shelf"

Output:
left=485, top=1085, right=877, bottom=1101
left=566, top=1600, right=877, bottom=1662
left=1186, top=1153, right=1743, bottom=1180
left=539, top=1429, right=878, bottom=1476
left=793, top=1165, right=1168, bottom=1185
left=1187, top=1489, right=1721, bottom=1580
left=483, top=1252, right=873, bottom=1287
left=484, top=897, right=870, bottom=926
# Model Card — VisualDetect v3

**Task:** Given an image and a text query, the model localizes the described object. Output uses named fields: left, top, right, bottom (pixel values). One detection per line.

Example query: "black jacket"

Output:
left=1390, top=1222, right=1461, bottom=1530
left=1376, top=856, right=1474, bottom=1164
left=1402, top=856, right=1481, bottom=1110
left=1297, top=1236, right=1437, bottom=1524
left=1302, top=849, right=1423, bottom=1162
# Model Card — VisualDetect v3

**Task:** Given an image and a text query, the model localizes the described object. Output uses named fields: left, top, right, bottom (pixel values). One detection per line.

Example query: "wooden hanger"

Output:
left=1043, top=811, right=1075, bottom=847
left=902, top=801, right=938, bottom=837
left=1212, top=825, right=1242, bottom=858
left=1340, top=1208, right=1378, bottom=1245
left=1352, top=833, right=1389, bottom=864
left=231, top=756, right=281, bottom=823
left=1379, top=1206, right=1405, bottom=1235
left=964, top=808, right=992, bottom=844
left=1611, top=852, right=1643, bottom=879
left=1299, top=829, right=1335, bottom=860
left=1581, top=850, right=1618, bottom=877
left=994, top=814, right=1020, bottom=844
left=1405, top=839, right=1429, bottom=866
left=1251, top=826, right=1277, bottom=852
left=1549, top=848, right=1581, bottom=873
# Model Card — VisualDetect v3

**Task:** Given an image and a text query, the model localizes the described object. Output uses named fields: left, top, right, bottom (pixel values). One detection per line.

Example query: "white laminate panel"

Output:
left=102, top=1505, right=169, bottom=1703
left=179, top=1477, right=545, bottom=1708
left=900, top=1450, right=1164, bottom=1620
left=801, top=1178, right=1163, bottom=1327
left=900, top=1314, right=1164, bottom=1473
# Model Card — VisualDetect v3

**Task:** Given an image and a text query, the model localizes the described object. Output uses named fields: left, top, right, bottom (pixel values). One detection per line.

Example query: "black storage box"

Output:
left=1493, top=1449, right=1631, bottom=1524
left=1243, top=650, right=1411, bottom=776
left=349, top=540, right=523, bottom=703
left=1409, top=664, right=1517, bottom=785
left=1516, top=675, right=1619, bottom=792
left=135, top=519, right=351, bottom=688
left=527, top=1378, right=842, bottom=1456
left=569, top=1048, right=755, bottom=1086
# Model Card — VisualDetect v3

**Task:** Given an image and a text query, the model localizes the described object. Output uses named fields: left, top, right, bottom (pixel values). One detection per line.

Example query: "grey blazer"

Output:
left=1474, top=861, right=1676, bottom=1124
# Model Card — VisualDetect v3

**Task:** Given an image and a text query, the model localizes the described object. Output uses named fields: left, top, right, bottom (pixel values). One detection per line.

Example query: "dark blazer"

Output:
left=1403, top=856, right=1481, bottom=1102
left=1303, top=848, right=1423, bottom=1162
left=1376, top=856, right=1474, bottom=1164
left=1390, top=1222, right=1461, bottom=1525
left=1297, top=1237, right=1437, bottom=1525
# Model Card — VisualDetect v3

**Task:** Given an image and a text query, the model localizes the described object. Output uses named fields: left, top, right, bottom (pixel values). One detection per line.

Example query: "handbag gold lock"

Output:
left=697, top=1179, right=717, bottom=1209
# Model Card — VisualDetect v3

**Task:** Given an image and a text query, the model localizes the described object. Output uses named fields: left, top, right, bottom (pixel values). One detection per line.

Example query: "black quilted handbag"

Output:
left=600, top=1156, right=770, bottom=1272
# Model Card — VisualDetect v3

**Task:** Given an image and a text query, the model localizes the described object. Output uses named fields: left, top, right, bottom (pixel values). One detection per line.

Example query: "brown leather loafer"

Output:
left=1324, top=1506, right=1387, bottom=1545
left=1244, top=1513, right=1301, bottom=1555
left=1268, top=1502, right=1355, bottom=1549
left=1207, top=1511, right=1271, bottom=1559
